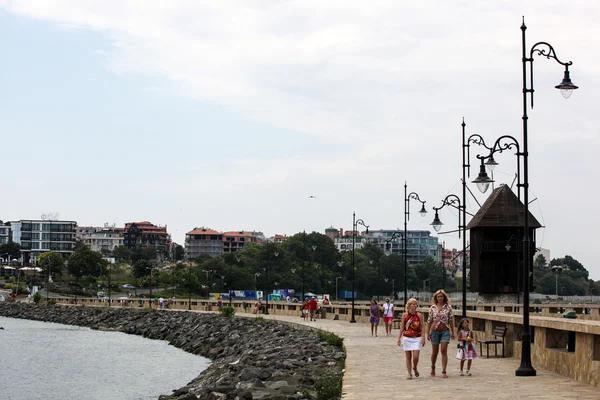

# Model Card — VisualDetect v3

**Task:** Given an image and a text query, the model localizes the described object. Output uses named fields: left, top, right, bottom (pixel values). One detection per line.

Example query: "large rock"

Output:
left=0, top=303, right=345, bottom=400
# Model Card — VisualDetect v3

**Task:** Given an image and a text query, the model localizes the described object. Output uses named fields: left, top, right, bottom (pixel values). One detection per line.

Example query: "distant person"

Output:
left=302, top=299, right=309, bottom=321
left=456, top=318, right=477, bottom=376
left=322, top=296, right=330, bottom=305
left=286, top=295, right=291, bottom=303
left=217, top=296, right=223, bottom=311
left=382, top=297, right=394, bottom=336
left=309, top=297, right=318, bottom=321
left=253, top=301, right=262, bottom=314
left=369, top=299, right=380, bottom=336
left=427, top=289, right=455, bottom=378
left=159, top=297, right=165, bottom=309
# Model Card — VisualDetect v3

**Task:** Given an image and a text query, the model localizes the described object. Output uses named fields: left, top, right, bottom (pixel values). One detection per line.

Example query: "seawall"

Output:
left=0, top=303, right=345, bottom=399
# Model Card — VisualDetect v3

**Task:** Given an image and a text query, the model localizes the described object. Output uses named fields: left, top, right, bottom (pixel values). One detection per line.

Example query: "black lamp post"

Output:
left=350, top=212, right=369, bottom=323
left=472, top=18, right=577, bottom=377
left=302, top=230, right=307, bottom=301
left=264, top=243, right=279, bottom=315
left=187, top=265, right=192, bottom=310
left=404, top=183, right=427, bottom=308
left=430, top=194, right=467, bottom=318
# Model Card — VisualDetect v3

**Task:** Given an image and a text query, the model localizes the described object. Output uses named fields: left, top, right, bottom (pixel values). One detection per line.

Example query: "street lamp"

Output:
left=430, top=194, right=467, bottom=318
left=471, top=19, right=577, bottom=377
left=335, top=276, right=342, bottom=301
left=552, top=266, right=563, bottom=303
left=385, top=231, right=404, bottom=300
left=187, top=265, right=192, bottom=310
left=404, top=183, right=427, bottom=308
left=264, top=243, right=279, bottom=315
left=350, top=212, right=369, bottom=323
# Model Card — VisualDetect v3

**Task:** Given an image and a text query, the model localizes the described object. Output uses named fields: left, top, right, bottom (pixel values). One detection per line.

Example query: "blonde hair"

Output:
left=431, top=289, right=450, bottom=305
left=405, top=297, right=418, bottom=310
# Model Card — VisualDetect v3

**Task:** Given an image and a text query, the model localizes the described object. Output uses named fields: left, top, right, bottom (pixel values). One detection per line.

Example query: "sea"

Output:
left=0, top=317, right=210, bottom=400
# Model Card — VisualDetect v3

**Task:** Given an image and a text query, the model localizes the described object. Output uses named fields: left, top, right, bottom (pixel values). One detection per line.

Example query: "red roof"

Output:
left=223, top=231, right=255, bottom=237
left=187, top=228, right=221, bottom=235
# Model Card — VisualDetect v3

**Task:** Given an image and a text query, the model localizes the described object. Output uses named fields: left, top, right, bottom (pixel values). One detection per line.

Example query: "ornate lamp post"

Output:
left=350, top=212, right=369, bottom=323
left=430, top=194, right=467, bottom=318
left=404, top=183, right=427, bottom=307
left=264, top=243, right=279, bottom=315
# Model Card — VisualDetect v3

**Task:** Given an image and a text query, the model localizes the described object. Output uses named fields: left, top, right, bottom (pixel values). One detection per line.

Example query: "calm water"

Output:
left=0, top=317, right=210, bottom=400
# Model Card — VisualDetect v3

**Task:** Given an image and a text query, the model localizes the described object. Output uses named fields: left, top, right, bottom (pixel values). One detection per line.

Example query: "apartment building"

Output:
left=83, top=227, right=124, bottom=253
left=10, top=219, right=77, bottom=264
left=185, top=228, right=223, bottom=259
left=0, top=221, right=9, bottom=245
left=368, top=229, right=439, bottom=264
left=223, top=231, right=260, bottom=253
left=123, top=221, right=169, bottom=257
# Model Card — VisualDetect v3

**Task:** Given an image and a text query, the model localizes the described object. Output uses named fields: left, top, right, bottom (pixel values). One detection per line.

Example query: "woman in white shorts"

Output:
left=397, top=298, right=425, bottom=379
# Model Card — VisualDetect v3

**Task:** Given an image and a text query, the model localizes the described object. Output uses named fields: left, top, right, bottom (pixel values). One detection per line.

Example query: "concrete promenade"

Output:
left=237, top=312, right=599, bottom=400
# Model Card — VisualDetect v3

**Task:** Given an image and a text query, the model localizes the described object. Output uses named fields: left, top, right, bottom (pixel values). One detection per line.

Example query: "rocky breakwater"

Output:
left=0, top=303, right=345, bottom=400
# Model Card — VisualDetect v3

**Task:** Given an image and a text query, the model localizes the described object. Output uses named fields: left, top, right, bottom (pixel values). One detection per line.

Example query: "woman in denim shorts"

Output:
left=427, top=289, right=455, bottom=378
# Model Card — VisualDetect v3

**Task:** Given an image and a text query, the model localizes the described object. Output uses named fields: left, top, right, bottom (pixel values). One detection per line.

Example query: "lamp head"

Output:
left=472, top=161, right=494, bottom=193
left=430, top=210, right=443, bottom=233
left=485, top=155, right=498, bottom=172
left=419, top=203, right=427, bottom=217
left=555, top=69, right=578, bottom=99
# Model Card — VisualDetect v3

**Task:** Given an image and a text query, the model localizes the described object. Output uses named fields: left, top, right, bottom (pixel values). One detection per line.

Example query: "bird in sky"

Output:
left=308, top=195, right=316, bottom=198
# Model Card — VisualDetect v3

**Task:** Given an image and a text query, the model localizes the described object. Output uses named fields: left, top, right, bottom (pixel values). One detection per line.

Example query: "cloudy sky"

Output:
left=1, top=1, right=598, bottom=279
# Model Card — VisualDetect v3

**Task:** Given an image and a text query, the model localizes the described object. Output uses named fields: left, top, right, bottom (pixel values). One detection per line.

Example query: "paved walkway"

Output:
left=238, top=312, right=599, bottom=400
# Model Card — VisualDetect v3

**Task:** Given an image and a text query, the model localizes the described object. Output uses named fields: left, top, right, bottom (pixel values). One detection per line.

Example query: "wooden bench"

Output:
left=478, top=326, right=507, bottom=358
left=392, top=319, right=402, bottom=329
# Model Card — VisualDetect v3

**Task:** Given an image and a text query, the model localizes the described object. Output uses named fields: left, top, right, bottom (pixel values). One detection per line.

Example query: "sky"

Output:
left=1, top=1, right=598, bottom=279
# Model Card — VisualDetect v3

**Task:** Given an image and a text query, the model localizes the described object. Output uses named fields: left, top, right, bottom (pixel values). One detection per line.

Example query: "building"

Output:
left=123, top=221, right=169, bottom=258
left=223, top=231, right=260, bottom=253
left=324, top=226, right=340, bottom=241
left=10, top=219, right=77, bottom=264
left=271, top=234, right=288, bottom=243
left=185, top=228, right=223, bottom=259
left=83, top=226, right=124, bottom=253
left=368, top=229, right=439, bottom=264
left=0, top=221, right=10, bottom=245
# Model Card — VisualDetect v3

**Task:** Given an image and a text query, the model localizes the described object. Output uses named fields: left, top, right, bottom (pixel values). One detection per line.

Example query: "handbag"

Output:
left=456, top=348, right=464, bottom=359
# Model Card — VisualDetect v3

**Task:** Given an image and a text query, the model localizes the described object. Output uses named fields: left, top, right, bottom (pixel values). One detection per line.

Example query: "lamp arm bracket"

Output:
left=530, top=42, right=573, bottom=67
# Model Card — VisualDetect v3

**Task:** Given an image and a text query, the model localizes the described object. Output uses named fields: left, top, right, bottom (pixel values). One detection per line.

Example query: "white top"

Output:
left=382, top=302, right=394, bottom=317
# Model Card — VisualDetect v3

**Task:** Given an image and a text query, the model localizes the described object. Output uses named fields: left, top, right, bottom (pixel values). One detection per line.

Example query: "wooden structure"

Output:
left=467, top=185, right=541, bottom=294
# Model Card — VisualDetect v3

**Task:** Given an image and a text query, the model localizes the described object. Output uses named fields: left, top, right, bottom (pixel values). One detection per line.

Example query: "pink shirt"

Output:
left=427, top=303, right=453, bottom=331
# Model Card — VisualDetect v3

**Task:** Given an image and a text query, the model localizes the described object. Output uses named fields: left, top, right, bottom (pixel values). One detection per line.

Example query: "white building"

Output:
left=83, top=227, right=124, bottom=253
left=11, top=219, right=77, bottom=264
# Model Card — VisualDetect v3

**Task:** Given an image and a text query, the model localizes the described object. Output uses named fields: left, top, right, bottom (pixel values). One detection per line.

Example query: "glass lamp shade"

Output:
left=505, top=244, right=511, bottom=251
left=485, top=155, right=498, bottom=172
left=555, top=69, right=578, bottom=99
left=431, top=211, right=443, bottom=232
left=419, top=204, right=427, bottom=217
left=472, top=162, right=494, bottom=193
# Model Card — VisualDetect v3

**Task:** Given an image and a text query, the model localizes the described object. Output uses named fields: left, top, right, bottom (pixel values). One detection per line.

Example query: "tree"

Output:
left=550, top=255, right=585, bottom=271
left=131, top=246, right=157, bottom=263
left=534, top=254, right=547, bottom=267
left=132, top=259, right=153, bottom=279
left=174, top=244, right=184, bottom=261
left=0, top=241, right=21, bottom=260
left=113, top=245, right=132, bottom=263
left=68, top=247, right=107, bottom=278
left=39, top=251, right=65, bottom=277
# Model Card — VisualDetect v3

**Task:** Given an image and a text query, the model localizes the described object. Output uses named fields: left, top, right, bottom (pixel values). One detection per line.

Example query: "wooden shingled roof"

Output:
left=466, top=184, right=542, bottom=229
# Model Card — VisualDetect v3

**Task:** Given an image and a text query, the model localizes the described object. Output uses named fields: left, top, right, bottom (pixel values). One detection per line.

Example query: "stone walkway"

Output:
left=236, top=312, right=599, bottom=400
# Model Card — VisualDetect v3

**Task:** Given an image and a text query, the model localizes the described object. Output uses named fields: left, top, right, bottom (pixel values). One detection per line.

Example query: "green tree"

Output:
left=113, top=245, right=132, bottom=263
left=0, top=241, right=21, bottom=260
left=534, top=254, right=547, bottom=267
left=39, top=251, right=65, bottom=277
left=131, top=246, right=157, bottom=263
left=550, top=255, right=585, bottom=271
left=132, top=259, right=153, bottom=279
left=174, top=244, right=184, bottom=261
left=68, top=247, right=107, bottom=278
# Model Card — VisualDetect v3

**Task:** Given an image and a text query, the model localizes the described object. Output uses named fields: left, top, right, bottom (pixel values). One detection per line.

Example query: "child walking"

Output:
left=456, top=318, right=477, bottom=376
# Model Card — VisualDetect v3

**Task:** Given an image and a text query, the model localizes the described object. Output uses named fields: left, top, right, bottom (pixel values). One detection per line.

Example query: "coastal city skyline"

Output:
left=1, top=2, right=598, bottom=279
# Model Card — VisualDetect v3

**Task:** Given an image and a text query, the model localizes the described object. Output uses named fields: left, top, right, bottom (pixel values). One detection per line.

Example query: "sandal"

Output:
left=430, top=366, right=436, bottom=377
left=407, top=375, right=413, bottom=380
left=442, top=370, right=448, bottom=378
left=413, top=367, right=420, bottom=378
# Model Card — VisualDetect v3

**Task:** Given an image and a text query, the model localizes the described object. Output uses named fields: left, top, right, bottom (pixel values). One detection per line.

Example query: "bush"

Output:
left=3, top=283, right=30, bottom=295
left=315, top=330, right=344, bottom=348
left=315, top=369, right=343, bottom=400
left=33, top=292, right=42, bottom=304
left=220, top=306, right=236, bottom=317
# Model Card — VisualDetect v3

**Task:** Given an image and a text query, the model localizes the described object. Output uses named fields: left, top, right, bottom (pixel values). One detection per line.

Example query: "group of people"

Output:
left=368, top=297, right=395, bottom=337
left=301, top=297, right=319, bottom=321
left=396, top=289, right=477, bottom=379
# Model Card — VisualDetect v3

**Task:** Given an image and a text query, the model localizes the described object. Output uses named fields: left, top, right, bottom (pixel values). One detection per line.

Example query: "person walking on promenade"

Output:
left=427, top=289, right=455, bottom=378
left=382, top=297, right=394, bottom=336
left=309, top=297, right=318, bottom=321
left=398, top=298, right=425, bottom=379
left=302, top=299, right=309, bottom=321
left=456, top=318, right=477, bottom=376
left=369, top=299, right=380, bottom=336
